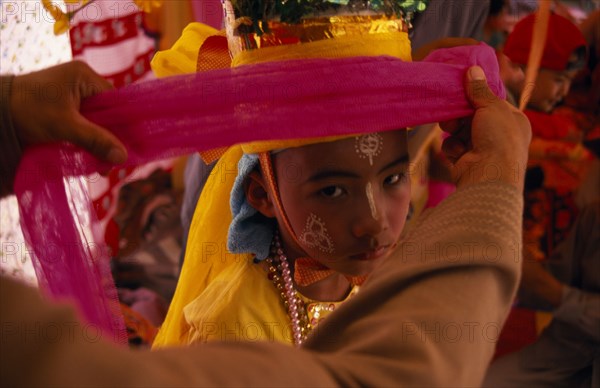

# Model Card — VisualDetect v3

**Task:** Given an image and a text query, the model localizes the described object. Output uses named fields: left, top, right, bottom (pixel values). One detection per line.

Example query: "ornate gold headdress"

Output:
left=224, top=0, right=426, bottom=65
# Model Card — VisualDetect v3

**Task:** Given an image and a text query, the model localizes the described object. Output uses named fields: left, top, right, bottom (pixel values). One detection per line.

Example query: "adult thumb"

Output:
left=66, top=115, right=128, bottom=165
left=465, top=66, right=498, bottom=109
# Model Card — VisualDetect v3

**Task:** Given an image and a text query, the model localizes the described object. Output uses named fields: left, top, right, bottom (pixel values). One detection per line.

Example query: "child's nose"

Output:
left=351, top=202, right=388, bottom=239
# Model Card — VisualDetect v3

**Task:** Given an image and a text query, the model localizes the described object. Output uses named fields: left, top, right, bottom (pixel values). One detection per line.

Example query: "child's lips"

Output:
left=350, top=245, right=391, bottom=261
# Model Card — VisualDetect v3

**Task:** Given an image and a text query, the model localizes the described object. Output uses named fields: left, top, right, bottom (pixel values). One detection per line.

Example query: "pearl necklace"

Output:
left=265, top=232, right=308, bottom=347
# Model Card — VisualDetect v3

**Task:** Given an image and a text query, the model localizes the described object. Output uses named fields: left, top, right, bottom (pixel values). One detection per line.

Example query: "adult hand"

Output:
left=10, top=61, right=127, bottom=164
left=440, top=66, right=531, bottom=190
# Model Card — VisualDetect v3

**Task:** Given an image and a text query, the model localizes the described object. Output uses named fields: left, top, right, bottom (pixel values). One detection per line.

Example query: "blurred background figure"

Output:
left=486, top=6, right=600, bottom=387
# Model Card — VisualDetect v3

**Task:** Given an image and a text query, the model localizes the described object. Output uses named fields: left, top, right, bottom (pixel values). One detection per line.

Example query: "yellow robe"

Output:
left=184, top=259, right=289, bottom=344
left=183, top=259, right=358, bottom=345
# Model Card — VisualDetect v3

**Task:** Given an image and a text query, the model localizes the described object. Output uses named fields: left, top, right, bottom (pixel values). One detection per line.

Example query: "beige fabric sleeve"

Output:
left=0, top=181, right=522, bottom=387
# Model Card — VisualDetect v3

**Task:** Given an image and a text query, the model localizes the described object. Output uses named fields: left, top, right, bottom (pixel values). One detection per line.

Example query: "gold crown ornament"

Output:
left=223, top=0, right=428, bottom=65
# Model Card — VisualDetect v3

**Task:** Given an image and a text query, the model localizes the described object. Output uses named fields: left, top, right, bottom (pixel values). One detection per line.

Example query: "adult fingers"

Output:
left=72, top=60, right=114, bottom=98
left=439, top=119, right=461, bottom=134
left=65, top=62, right=126, bottom=164
left=465, top=66, right=499, bottom=109
left=441, top=135, right=467, bottom=164
left=62, top=115, right=128, bottom=164
left=439, top=117, right=472, bottom=136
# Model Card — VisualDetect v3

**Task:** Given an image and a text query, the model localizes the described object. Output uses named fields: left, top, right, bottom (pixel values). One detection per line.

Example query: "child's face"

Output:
left=527, top=68, right=577, bottom=113
left=272, top=130, right=410, bottom=277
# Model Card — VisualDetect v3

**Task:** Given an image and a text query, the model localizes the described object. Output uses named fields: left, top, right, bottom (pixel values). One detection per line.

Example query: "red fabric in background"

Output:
left=494, top=307, right=538, bottom=359
left=67, top=1, right=161, bottom=292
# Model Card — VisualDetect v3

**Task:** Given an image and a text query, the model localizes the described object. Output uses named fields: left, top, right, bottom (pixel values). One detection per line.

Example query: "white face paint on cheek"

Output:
left=354, top=133, right=383, bottom=166
left=298, top=213, right=335, bottom=254
left=365, top=182, right=379, bottom=221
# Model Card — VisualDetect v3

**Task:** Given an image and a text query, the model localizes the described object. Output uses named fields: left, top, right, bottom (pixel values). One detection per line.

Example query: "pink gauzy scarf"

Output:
left=14, top=43, right=504, bottom=345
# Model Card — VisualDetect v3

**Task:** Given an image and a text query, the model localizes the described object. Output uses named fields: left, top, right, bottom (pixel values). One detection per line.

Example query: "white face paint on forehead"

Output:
left=298, top=213, right=335, bottom=254
left=365, top=182, right=379, bottom=221
left=354, top=133, right=383, bottom=166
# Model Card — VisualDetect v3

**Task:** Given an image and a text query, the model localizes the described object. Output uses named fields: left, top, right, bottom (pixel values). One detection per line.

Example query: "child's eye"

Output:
left=320, top=186, right=344, bottom=198
left=384, top=173, right=405, bottom=186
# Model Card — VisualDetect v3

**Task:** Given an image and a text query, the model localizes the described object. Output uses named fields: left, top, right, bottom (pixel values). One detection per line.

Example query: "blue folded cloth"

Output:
left=227, top=153, right=275, bottom=261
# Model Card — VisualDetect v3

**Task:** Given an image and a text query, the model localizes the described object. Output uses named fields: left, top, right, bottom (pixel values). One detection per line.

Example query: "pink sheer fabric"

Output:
left=14, top=44, right=504, bottom=345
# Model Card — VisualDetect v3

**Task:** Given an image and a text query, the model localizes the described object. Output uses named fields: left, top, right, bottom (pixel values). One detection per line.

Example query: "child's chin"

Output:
left=340, top=260, right=381, bottom=277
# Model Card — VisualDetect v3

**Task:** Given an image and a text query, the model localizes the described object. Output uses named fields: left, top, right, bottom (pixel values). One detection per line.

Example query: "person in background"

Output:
left=502, top=11, right=592, bottom=255
left=484, top=11, right=600, bottom=387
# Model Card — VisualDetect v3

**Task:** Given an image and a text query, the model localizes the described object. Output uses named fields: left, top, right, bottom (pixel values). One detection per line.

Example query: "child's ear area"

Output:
left=245, top=170, right=276, bottom=218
